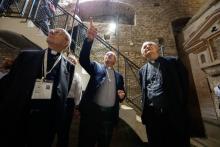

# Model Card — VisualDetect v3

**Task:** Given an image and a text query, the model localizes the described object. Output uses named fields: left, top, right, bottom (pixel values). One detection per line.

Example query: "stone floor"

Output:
left=53, top=117, right=147, bottom=147
left=52, top=112, right=220, bottom=147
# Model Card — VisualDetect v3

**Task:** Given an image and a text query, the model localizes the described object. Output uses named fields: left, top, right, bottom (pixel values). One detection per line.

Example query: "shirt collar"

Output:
left=48, top=48, right=60, bottom=57
left=148, top=56, right=161, bottom=63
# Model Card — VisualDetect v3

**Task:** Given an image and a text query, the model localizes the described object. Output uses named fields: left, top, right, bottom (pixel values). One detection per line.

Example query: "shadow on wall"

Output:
left=0, top=30, right=42, bottom=51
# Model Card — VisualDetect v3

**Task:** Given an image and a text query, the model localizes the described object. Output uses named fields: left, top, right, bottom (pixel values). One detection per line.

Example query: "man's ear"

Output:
left=63, top=39, right=69, bottom=49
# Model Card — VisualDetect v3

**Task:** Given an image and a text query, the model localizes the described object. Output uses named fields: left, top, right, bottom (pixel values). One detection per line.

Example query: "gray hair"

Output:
left=54, top=28, right=72, bottom=49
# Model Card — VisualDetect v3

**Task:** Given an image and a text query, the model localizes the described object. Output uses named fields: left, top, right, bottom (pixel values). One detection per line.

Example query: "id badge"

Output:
left=31, top=79, right=53, bottom=99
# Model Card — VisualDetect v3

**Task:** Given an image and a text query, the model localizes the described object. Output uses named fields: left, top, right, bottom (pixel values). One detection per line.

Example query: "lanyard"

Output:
left=43, top=49, right=62, bottom=79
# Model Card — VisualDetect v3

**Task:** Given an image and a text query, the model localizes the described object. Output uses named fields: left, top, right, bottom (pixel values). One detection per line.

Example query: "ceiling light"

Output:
left=108, top=22, right=116, bottom=33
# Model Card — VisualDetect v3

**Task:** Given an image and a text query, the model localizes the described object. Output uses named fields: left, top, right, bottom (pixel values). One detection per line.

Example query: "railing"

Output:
left=0, top=0, right=143, bottom=112
left=0, top=0, right=28, bottom=16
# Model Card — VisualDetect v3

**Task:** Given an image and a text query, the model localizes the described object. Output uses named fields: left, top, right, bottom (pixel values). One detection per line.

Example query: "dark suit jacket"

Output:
left=0, top=49, right=74, bottom=146
left=139, top=56, right=207, bottom=138
left=79, top=38, right=125, bottom=124
left=139, top=57, right=190, bottom=133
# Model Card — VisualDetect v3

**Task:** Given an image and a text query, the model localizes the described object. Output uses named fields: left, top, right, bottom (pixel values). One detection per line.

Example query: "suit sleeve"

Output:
left=138, top=69, right=143, bottom=89
left=175, top=58, right=189, bottom=106
left=0, top=74, right=9, bottom=102
left=79, top=38, right=95, bottom=75
left=0, top=52, right=26, bottom=101
left=119, top=74, right=125, bottom=102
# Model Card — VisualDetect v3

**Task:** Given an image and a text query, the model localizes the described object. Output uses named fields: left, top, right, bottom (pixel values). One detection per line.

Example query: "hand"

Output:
left=117, top=90, right=125, bottom=100
left=74, top=108, right=80, bottom=120
left=48, top=2, right=56, bottom=13
left=87, top=17, right=97, bottom=42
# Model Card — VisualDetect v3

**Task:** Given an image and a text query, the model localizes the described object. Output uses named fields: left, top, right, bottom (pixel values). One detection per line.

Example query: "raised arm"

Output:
left=79, top=18, right=97, bottom=75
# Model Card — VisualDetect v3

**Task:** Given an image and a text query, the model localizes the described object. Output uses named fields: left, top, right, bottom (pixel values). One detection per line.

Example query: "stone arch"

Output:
left=171, top=17, right=191, bottom=55
left=78, top=0, right=135, bottom=25
left=0, top=30, right=41, bottom=63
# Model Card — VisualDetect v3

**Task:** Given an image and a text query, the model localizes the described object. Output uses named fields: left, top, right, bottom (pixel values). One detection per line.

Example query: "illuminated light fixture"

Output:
left=108, top=22, right=116, bottom=33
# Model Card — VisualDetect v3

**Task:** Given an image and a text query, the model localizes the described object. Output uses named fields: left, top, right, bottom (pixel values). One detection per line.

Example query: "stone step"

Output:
left=52, top=104, right=147, bottom=147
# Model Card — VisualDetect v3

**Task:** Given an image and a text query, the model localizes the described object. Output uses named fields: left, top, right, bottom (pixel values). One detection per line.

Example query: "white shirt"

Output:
left=214, top=85, right=220, bottom=98
left=94, top=68, right=116, bottom=107
left=67, top=72, right=82, bottom=105
left=0, top=70, right=9, bottom=79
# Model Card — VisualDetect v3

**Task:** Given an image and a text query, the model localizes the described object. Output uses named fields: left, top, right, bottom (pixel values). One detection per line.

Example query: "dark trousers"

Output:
left=143, top=106, right=190, bottom=147
left=27, top=109, right=55, bottom=147
left=27, top=99, right=75, bottom=147
left=78, top=104, right=115, bottom=147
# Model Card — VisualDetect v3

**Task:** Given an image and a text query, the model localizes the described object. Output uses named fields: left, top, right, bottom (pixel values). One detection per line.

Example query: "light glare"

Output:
left=109, top=22, right=116, bottom=33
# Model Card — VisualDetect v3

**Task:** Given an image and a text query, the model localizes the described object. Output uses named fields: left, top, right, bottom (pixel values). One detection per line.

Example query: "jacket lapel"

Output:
left=142, top=63, right=148, bottom=89
left=114, top=71, right=119, bottom=90
left=26, top=50, right=45, bottom=86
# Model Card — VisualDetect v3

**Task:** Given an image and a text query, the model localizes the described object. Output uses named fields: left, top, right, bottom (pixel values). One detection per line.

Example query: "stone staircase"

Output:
left=191, top=119, right=220, bottom=147
left=0, top=17, right=47, bottom=48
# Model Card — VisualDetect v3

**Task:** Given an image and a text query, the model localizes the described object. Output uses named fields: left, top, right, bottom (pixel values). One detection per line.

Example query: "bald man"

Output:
left=139, top=41, right=190, bottom=147
left=0, top=28, right=75, bottom=147
left=78, top=19, right=125, bottom=147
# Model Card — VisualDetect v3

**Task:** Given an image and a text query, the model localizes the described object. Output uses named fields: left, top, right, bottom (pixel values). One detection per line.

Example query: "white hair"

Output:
left=141, top=41, right=158, bottom=55
left=61, top=28, right=72, bottom=48
left=105, top=51, right=117, bottom=60
left=54, top=28, right=72, bottom=48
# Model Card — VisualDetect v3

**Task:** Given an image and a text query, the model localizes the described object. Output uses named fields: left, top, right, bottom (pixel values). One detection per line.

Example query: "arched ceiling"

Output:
left=78, top=0, right=135, bottom=25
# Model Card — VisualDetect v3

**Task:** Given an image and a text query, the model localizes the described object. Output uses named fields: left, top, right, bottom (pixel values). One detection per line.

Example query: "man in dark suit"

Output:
left=0, top=28, right=75, bottom=147
left=139, top=41, right=190, bottom=147
left=78, top=18, right=126, bottom=147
